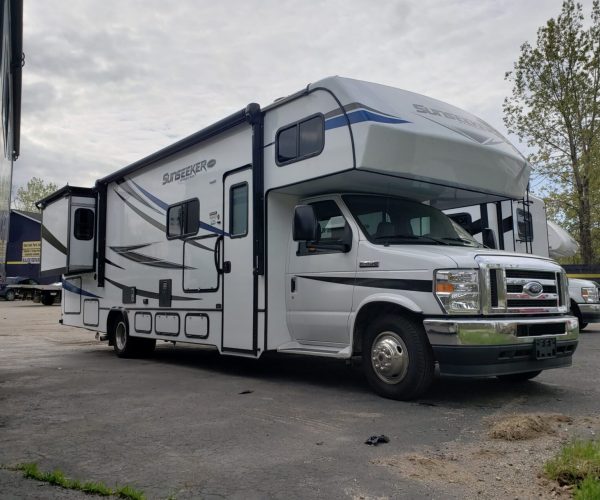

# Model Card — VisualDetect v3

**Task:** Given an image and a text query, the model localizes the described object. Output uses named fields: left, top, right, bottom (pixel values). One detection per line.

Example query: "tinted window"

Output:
left=299, top=116, right=324, bottom=157
left=277, top=125, right=297, bottom=163
left=276, top=115, right=324, bottom=165
left=167, top=199, right=199, bottom=238
left=74, top=208, right=95, bottom=240
left=517, top=208, right=533, bottom=242
left=297, top=200, right=349, bottom=256
left=230, top=184, right=248, bottom=237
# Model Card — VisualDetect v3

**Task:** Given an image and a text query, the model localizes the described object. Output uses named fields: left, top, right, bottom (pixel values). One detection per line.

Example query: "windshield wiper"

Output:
left=439, top=237, right=480, bottom=247
left=373, top=234, right=450, bottom=245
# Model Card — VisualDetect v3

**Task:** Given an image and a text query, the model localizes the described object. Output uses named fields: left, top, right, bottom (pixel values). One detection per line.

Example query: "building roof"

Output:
left=11, top=209, right=41, bottom=224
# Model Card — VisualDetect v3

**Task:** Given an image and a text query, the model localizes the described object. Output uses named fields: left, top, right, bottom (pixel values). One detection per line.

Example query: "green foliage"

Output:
left=575, top=476, right=600, bottom=500
left=504, top=0, right=600, bottom=264
left=12, top=177, right=59, bottom=212
left=115, top=484, right=147, bottom=500
left=15, top=462, right=144, bottom=498
left=544, top=439, right=600, bottom=486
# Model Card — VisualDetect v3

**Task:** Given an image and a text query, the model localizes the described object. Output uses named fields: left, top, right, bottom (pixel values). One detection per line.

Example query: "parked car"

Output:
left=0, top=276, right=39, bottom=301
left=569, top=278, right=600, bottom=330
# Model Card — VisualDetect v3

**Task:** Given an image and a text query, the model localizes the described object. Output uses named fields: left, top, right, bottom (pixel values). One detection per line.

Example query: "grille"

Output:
left=505, top=270, right=555, bottom=280
left=485, top=267, right=565, bottom=314
left=516, top=323, right=566, bottom=337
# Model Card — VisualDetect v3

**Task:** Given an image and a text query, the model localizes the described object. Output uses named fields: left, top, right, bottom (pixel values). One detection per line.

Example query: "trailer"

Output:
left=446, top=195, right=600, bottom=330
left=38, top=77, right=578, bottom=400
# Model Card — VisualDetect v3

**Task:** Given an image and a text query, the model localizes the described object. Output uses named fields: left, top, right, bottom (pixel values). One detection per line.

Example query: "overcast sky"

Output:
left=14, top=0, right=594, bottom=193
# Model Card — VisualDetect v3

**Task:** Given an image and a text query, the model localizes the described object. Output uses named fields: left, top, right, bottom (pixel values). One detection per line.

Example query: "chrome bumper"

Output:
left=579, top=303, right=600, bottom=321
left=423, top=316, right=579, bottom=346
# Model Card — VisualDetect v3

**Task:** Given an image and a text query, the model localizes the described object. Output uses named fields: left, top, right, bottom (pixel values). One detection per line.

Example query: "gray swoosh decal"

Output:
left=41, top=225, right=67, bottom=255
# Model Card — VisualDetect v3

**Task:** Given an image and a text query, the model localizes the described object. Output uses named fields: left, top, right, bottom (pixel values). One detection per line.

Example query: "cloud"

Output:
left=15, top=0, right=586, bottom=191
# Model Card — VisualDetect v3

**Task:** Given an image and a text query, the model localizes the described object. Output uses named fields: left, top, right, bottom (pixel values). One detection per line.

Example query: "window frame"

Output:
left=275, top=113, right=325, bottom=167
left=166, top=197, right=200, bottom=240
left=229, top=182, right=249, bottom=239
left=516, top=207, right=533, bottom=242
left=73, top=207, right=95, bottom=241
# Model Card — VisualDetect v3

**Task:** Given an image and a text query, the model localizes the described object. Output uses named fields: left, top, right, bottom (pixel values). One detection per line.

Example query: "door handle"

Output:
left=291, top=277, right=296, bottom=293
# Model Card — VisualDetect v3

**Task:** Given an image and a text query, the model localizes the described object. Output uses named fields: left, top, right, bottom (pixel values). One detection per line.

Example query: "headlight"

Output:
left=435, top=269, right=480, bottom=314
left=581, top=287, right=599, bottom=303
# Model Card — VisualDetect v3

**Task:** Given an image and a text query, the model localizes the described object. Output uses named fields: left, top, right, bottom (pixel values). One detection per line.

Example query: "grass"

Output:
left=544, top=439, right=600, bottom=498
left=15, top=462, right=145, bottom=499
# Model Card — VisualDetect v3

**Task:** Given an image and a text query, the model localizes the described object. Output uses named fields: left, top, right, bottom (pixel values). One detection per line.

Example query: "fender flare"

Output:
left=348, top=293, right=423, bottom=342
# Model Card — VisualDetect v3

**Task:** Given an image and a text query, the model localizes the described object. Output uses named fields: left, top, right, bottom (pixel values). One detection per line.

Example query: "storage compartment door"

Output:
left=67, top=196, right=96, bottom=273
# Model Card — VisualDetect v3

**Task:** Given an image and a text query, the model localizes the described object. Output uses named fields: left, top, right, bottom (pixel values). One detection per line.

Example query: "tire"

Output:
left=362, top=314, right=434, bottom=400
left=497, top=370, right=542, bottom=382
left=4, top=289, right=15, bottom=301
left=112, top=314, right=156, bottom=358
left=572, top=302, right=588, bottom=331
left=41, top=293, right=55, bottom=306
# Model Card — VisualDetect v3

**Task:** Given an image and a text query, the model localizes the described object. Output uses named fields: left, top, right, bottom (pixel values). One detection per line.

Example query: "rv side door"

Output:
left=67, top=196, right=96, bottom=273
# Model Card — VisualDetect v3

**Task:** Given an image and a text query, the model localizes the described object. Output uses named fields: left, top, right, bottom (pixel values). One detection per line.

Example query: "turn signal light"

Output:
left=436, top=282, right=455, bottom=293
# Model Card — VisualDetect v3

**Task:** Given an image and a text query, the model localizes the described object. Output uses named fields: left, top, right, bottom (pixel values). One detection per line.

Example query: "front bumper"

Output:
left=423, top=316, right=579, bottom=346
left=423, top=316, right=579, bottom=377
left=578, top=303, right=600, bottom=322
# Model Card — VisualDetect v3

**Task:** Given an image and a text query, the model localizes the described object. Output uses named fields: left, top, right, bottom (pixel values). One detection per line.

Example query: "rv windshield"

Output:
left=343, top=195, right=482, bottom=247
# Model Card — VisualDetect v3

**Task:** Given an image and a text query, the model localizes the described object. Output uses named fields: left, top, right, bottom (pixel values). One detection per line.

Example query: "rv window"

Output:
left=276, top=114, right=324, bottom=166
left=277, top=125, right=297, bottom=163
left=167, top=199, right=199, bottom=238
left=517, top=208, right=533, bottom=242
left=230, top=183, right=248, bottom=237
left=74, top=208, right=95, bottom=241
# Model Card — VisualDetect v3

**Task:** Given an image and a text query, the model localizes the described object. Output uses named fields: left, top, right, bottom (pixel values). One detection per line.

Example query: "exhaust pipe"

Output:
left=95, top=332, right=109, bottom=342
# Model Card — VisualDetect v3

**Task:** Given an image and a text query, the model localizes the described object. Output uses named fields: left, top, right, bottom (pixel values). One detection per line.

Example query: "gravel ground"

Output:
left=1, top=301, right=599, bottom=499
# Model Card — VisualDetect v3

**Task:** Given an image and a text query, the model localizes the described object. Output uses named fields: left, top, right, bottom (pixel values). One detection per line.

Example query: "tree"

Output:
left=504, top=0, right=600, bottom=265
left=12, top=177, right=59, bottom=212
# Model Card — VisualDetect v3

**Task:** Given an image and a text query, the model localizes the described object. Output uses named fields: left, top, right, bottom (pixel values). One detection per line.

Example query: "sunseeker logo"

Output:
left=162, top=159, right=216, bottom=185
left=412, top=103, right=506, bottom=145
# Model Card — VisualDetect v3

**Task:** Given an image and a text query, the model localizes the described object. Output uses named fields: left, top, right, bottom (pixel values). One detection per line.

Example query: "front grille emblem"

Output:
left=523, top=281, right=543, bottom=297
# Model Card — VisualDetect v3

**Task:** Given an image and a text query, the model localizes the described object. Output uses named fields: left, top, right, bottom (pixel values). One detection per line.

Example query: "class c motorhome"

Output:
left=38, top=77, right=578, bottom=400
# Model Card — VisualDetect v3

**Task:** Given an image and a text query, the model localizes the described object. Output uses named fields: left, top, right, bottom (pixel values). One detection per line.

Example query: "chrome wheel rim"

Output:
left=115, top=321, right=127, bottom=351
left=371, top=332, right=409, bottom=384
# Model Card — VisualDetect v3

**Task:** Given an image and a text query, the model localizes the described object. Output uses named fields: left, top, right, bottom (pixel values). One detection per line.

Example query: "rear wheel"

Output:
left=497, top=370, right=542, bottom=382
left=41, top=293, right=55, bottom=306
left=362, top=314, right=434, bottom=400
left=4, top=289, right=15, bottom=301
left=112, top=314, right=155, bottom=358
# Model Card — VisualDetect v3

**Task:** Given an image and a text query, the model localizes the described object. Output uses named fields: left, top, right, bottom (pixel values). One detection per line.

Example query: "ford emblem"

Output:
left=523, top=281, right=543, bottom=296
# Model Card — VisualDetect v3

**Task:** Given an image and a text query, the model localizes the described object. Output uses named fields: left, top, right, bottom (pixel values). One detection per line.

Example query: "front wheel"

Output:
left=362, top=314, right=434, bottom=400
left=5, top=289, right=15, bottom=301
left=41, top=293, right=55, bottom=306
left=112, top=315, right=156, bottom=358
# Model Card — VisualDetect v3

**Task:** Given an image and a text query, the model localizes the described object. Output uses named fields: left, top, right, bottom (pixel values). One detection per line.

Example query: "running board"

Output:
left=277, top=342, right=352, bottom=358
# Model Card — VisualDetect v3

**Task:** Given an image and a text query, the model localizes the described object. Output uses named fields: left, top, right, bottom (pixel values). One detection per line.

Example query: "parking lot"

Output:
left=1, top=301, right=599, bottom=499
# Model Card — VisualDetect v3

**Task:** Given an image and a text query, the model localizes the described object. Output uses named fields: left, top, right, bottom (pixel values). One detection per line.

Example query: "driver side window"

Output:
left=297, top=200, right=349, bottom=256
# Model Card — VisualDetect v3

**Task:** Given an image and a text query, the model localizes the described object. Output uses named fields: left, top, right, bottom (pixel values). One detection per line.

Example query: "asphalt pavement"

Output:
left=1, top=301, right=599, bottom=499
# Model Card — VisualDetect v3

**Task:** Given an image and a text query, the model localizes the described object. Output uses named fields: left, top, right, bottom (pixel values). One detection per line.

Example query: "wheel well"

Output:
left=570, top=300, right=581, bottom=316
left=106, top=309, right=127, bottom=346
left=352, top=302, right=422, bottom=355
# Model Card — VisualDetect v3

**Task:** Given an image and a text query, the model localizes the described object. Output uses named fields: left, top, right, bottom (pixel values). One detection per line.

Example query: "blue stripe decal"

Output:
left=199, top=221, right=229, bottom=236
left=128, top=180, right=228, bottom=237
left=325, top=109, right=410, bottom=131
left=130, top=179, right=169, bottom=211
left=62, top=280, right=100, bottom=298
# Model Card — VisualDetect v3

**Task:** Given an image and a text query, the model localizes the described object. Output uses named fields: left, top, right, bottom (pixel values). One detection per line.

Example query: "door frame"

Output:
left=221, top=165, right=259, bottom=355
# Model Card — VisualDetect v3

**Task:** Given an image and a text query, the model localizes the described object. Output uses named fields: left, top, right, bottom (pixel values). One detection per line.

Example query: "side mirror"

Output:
left=293, top=205, right=318, bottom=241
left=482, top=228, right=498, bottom=249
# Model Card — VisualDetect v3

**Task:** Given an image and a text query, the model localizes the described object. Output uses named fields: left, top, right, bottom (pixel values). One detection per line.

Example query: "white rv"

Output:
left=446, top=196, right=600, bottom=330
left=38, top=77, right=578, bottom=400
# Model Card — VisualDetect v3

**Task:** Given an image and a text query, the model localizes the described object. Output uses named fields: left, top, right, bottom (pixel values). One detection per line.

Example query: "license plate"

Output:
left=534, top=338, right=557, bottom=359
